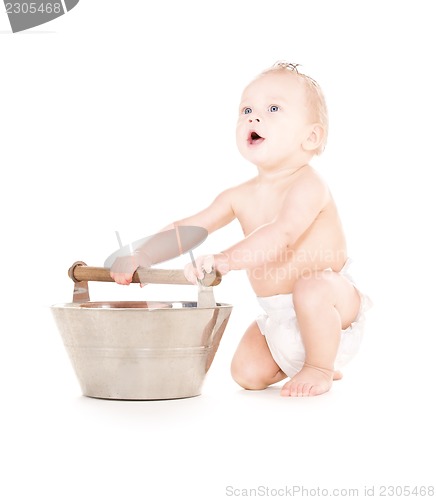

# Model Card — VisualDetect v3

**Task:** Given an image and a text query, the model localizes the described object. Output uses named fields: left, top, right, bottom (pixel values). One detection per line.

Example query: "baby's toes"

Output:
left=280, top=380, right=292, bottom=397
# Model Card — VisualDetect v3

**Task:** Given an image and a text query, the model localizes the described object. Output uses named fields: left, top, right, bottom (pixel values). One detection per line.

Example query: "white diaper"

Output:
left=256, top=259, right=371, bottom=378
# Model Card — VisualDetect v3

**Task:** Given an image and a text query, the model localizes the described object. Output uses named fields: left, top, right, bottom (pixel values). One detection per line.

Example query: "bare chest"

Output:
left=234, top=191, right=287, bottom=235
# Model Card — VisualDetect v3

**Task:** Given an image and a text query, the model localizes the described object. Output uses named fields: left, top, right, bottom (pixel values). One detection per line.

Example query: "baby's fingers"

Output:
left=110, top=272, right=133, bottom=285
left=184, top=262, right=201, bottom=284
left=201, top=255, right=215, bottom=274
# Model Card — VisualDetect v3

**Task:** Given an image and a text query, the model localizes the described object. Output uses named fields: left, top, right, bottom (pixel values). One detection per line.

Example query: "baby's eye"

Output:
left=268, top=105, right=280, bottom=112
left=243, top=107, right=252, bottom=115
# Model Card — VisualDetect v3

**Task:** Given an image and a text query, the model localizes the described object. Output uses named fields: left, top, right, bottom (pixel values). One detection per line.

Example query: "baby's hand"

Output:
left=183, top=253, right=230, bottom=284
left=110, top=255, right=139, bottom=285
left=110, top=252, right=151, bottom=286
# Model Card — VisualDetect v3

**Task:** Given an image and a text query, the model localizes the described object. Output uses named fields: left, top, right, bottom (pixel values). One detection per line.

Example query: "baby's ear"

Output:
left=302, top=124, right=324, bottom=152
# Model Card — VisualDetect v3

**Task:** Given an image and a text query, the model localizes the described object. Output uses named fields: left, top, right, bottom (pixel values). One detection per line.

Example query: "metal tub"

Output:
left=51, top=263, right=232, bottom=400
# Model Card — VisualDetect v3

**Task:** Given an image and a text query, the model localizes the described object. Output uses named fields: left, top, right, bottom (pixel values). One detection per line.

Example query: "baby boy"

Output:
left=111, top=62, right=370, bottom=397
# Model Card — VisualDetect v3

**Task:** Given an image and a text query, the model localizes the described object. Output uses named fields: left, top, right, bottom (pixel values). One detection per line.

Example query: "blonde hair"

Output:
left=261, top=61, right=328, bottom=155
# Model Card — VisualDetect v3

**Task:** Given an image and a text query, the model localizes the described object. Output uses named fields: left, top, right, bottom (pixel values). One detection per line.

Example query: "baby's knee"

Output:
left=230, top=359, right=268, bottom=391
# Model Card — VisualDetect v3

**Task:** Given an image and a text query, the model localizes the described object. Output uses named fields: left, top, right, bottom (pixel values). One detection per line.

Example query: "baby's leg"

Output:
left=281, top=271, right=360, bottom=397
left=231, top=321, right=287, bottom=390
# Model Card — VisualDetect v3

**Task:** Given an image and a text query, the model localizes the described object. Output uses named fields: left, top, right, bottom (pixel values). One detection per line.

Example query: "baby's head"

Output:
left=260, top=62, right=328, bottom=155
left=237, top=62, right=328, bottom=167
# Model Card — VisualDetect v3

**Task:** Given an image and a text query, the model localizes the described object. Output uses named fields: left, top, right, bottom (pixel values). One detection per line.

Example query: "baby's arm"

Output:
left=167, top=188, right=236, bottom=234
left=110, top=188, right=236, bottom=284
left=188, top=176, right=330, bottom=281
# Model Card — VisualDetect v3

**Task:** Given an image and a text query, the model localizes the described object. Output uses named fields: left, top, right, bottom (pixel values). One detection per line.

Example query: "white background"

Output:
left=1, top=1, right=435, bottom=499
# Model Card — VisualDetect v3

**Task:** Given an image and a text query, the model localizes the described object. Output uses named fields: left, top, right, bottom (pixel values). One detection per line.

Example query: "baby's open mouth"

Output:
left=248, top=131, right=265, bottom=145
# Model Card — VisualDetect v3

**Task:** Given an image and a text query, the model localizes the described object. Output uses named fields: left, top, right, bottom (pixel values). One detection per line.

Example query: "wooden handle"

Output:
left=68, top=262, right=222, bottom=286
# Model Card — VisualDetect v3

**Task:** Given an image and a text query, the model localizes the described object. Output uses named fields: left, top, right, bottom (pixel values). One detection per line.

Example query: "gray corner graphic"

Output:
left=4, top=0, right=80, bottom=33
left=64, top=0, right=79, bottom=11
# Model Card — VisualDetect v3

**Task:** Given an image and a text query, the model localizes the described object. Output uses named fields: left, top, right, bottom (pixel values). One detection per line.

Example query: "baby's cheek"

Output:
left=235, top=121, right=245, bottom=136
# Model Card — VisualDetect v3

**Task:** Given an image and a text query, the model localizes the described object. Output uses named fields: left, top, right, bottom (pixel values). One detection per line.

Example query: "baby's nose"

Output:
left=249, top=117, right=260, bottom=123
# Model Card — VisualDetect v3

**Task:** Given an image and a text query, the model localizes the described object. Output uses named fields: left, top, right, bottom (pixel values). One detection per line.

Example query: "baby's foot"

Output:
left=280, top=363, right=337, bottom=397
